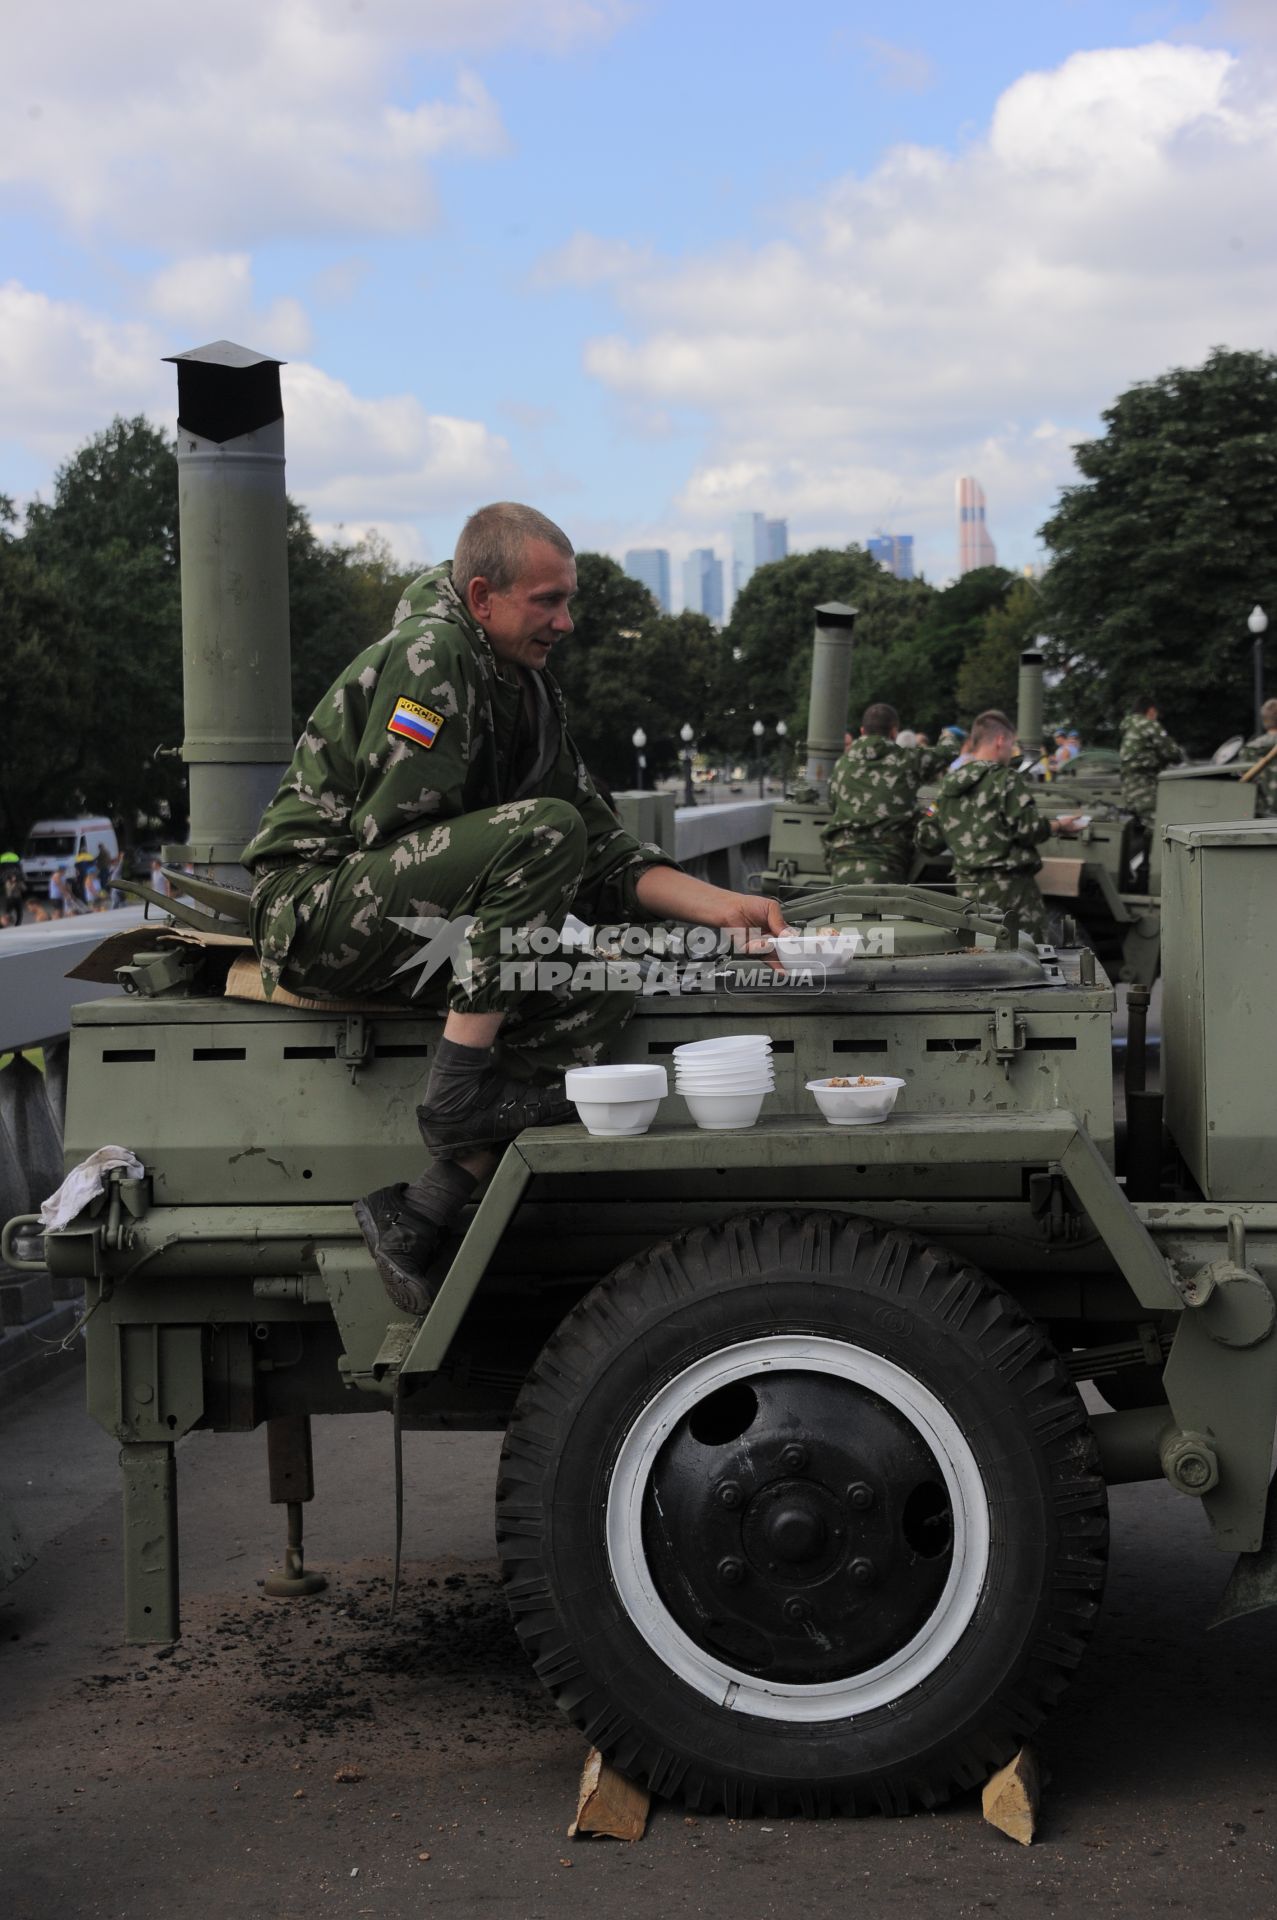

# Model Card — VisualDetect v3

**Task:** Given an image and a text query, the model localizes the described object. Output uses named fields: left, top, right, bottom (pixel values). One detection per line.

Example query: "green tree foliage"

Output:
left=1040, top=348, right=1277, bottom=753
left=955, top=578, right=1043, bottom=720
left=550, top=554, right=729, bottom=788
left=23, top=417, right=186, bottom=834
left=0, top=500, right=90, bottom=843
left=724, top=548, right=933, bottom=752
left=15, top=418, right=423, bottom=838
left=288, top=514, right=420, bottom=731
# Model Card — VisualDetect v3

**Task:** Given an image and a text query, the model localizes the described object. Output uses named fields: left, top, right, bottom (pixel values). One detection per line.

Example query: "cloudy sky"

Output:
left=2, top=0, right=1274, bottom=598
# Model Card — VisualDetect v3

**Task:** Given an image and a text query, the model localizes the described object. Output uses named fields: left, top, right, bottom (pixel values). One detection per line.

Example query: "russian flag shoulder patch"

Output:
left=387, top=696, right=445, bottom=750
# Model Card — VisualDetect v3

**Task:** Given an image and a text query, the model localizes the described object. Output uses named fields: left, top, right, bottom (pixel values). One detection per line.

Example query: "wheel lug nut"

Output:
left=847, top=1482, right=874, bottom=1510
left=783, top=1597, right=810, bottom=1623
left=850, top=1558, right=876, bottom=1588
left=717, top=1556, right=746, bottom=1587
left=780, top=1444, right=807, bottom=1473
left=717, top=1481, right=743, bottom=1510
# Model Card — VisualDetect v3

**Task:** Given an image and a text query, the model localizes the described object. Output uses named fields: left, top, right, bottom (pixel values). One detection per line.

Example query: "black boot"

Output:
left=416, top=1039, right=572, bottom=1161
left=352, top=1185, right=444, bottom=1316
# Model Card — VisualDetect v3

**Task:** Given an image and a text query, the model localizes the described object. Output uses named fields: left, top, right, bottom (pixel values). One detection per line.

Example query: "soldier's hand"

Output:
left=723, top=893, right=793, bottom=970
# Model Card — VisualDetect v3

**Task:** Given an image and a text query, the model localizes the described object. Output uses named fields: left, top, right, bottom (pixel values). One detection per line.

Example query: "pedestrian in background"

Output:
left=942, top=725, right=970, bottom=769
left=1, top=853, right=25, bottom=928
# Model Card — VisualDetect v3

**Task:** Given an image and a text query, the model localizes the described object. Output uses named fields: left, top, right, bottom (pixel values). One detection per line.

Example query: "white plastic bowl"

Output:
left=805, top=1075, right=905, bottom=1127
left=565, top=1063, right=668, bottom=1136
left=683, top=1088, right=768, bottom=1130
left=673, top=1035, right=771, bottom=1058
left=672, top=1067, right=771, bottom=1082
left=676, top=1071, right=775, bottom=1092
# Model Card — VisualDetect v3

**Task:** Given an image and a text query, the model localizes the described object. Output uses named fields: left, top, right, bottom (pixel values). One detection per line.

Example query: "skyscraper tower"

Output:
left=731, top=511, right=768, bottom=604
left=867, top=533, right=914, bottom=581
left=624, top=547, right=671, bottom=612
left=682, top=547, right=724, bottom=623
left=956, top=477, right=997, bottom=574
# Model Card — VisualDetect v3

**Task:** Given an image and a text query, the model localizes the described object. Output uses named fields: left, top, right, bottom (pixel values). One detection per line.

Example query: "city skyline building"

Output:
left=731, top=510, right=766, bottom=605
left=682, top=546, right=724, bottom=623
left=731, top=510, right=788, bottom=607
left=623, top=546, right=671, bottom=612
left=867, top=532, right=914, bottom=581
left=956, top=476, right=997, bottom=575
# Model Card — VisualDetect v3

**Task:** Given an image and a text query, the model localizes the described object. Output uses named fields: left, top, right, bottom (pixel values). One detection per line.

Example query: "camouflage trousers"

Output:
left=249, top=797, right=637, bottom=1081
left=824, top=831, right=914, bottom=887
left=1121, top=780, right=1156, bottom=828
left=952, top=867, right=1051, bottom=944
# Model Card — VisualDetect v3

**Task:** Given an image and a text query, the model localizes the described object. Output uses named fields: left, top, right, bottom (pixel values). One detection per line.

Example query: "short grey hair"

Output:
left=453, top=502, right=574, bottom=594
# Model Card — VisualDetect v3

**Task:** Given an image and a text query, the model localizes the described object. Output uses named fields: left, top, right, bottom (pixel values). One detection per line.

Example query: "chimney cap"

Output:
left=163, top=339, right=286, bottom=370
left=814, top=601, right=858, bottom=628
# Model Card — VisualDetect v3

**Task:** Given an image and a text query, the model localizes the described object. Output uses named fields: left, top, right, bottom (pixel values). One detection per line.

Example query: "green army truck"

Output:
left=6, top=345, right=1277, bottom=1821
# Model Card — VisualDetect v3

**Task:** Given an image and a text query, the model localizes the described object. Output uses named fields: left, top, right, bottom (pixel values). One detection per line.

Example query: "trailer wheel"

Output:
left=497, top=1212, right=1107, bottom=1816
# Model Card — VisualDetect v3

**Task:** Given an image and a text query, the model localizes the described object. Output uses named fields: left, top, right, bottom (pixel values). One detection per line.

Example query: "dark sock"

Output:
left=433, top=1037, right=495, bottom=1073
left=403, top=1159, right=477, bottom=1228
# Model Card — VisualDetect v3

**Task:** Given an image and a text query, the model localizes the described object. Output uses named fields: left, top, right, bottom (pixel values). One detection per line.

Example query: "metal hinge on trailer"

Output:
left=990, top=1004, right=1026, bottom=1065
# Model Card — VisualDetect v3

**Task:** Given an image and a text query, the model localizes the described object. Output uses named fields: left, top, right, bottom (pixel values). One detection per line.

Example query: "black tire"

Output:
left=497, top=1211, right=1108, bottom=1816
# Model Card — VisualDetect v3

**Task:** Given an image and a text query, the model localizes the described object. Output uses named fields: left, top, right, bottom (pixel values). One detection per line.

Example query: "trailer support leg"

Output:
left=121, top=1440, right=179, bottom=1644
left=263, top=1413, right=327, bottom=1599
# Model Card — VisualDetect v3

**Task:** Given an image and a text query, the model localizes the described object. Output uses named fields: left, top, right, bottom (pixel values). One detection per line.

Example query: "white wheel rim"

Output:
left=604, top=1334, right=990, bottom=1722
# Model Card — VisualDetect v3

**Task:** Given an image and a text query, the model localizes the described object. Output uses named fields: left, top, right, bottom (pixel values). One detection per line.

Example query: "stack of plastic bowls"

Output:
left=673, top=1034, right=774, bottom=1130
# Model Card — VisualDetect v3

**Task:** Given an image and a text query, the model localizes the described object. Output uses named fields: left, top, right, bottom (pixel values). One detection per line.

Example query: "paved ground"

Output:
left=3, top=1371, right=1275, bottom=1919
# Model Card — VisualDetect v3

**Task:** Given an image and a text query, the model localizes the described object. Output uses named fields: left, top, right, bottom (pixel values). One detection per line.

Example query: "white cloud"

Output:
left=0, top=3, right=625, bottom=247
left=0, top=281, right=170, bottom=458
left=282, top=362, right=515, bottom=522
left=146, top=255, right=312, bottom=356
left=0, top=281, right=514, bottom=538
left=556, top=42, right=1277, bottom=576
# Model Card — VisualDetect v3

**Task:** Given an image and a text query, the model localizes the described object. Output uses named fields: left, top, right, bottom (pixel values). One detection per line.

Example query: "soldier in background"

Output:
left=916, top=708, right=1079, bottom=943
left=1240, top=697, right=1277, bottom=816
left=1120, top=695, right=1181, bottom=826
left=822, top=703, right=950, bottom=885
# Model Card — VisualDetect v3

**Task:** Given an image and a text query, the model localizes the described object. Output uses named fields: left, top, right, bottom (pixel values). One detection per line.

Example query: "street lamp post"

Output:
left=775, top=718, right=788, bottom=793
left=632, top=726, right=647, bottom=791
left=1249, top=605, right=1268, bottom=734
left=680, top=722, right=696, bottom=807
left=752, top=718, right=766, bottom=798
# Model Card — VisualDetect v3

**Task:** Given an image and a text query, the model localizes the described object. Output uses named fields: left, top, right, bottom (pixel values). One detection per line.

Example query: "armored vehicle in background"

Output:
left=6, top=345, right=1277, bottom=1820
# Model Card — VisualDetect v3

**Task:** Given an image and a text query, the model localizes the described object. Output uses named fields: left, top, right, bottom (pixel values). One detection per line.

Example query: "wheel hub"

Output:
left=641, top=1369, right=954, bottom=1684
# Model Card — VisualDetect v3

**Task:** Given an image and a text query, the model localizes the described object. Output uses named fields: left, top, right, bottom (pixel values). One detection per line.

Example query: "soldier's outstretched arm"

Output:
left=634, top=866, right=791, bottom=941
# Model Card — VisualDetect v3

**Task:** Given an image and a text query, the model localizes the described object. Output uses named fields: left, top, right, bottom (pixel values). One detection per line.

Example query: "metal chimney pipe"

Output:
left=162, top=340, right=294, bottom=883
left=802, top=601, right=859, bottom=796
left=1017, top=648, right=1045, bottom=765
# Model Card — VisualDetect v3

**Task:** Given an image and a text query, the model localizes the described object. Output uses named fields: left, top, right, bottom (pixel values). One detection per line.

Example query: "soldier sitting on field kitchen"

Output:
left=244, top=501, right=791, bottom=1315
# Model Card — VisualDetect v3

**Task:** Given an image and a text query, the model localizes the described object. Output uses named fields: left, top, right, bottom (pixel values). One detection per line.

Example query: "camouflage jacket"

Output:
left=821, top=736, right=951, bottom=855
left=1239, top=729, right=1277, bottom=817
left=1119, top=712, right=1180, bottom=818
left=915, top=758, right=1050, bottom=875
left=242, top=562, right=673, bottom=920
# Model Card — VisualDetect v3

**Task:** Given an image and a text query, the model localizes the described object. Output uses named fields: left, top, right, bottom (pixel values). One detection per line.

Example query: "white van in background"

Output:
left=20, top=817, right=120, bottom=898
